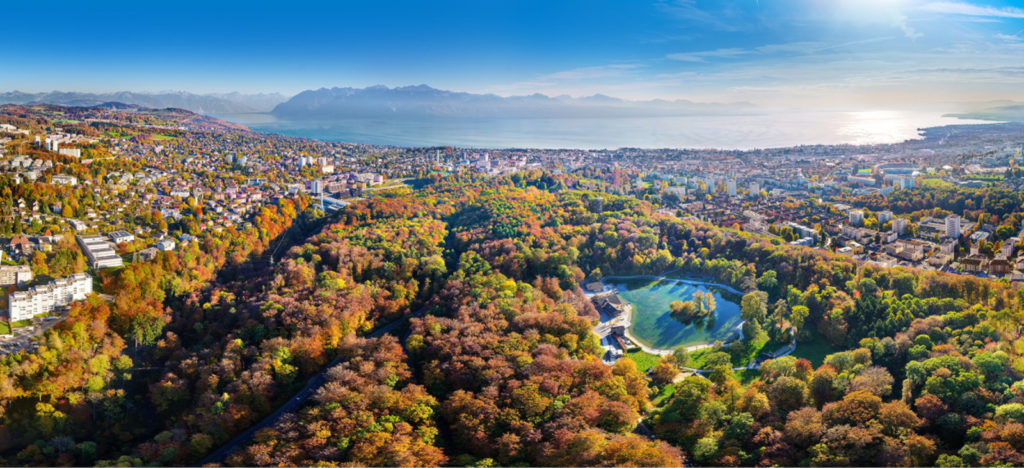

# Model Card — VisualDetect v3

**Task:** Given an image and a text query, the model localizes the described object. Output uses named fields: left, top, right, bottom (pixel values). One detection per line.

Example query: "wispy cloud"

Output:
left=666, top=48, right=750, bottom=62
left=921, top=1, right=1024, bottom=19
left=996, top=31, right=1023, bottom=41
left=542, top=64, right=642, bottom=80
left=667, top=38, right=895, bottom=63
left=895, top=14, right=923, bottom=39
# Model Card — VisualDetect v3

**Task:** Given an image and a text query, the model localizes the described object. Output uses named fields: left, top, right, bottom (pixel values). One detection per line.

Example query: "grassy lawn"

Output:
left=652, top=383, right=676, bottom=407
left=791, top=330, right=838, bottom=367
left=687, top=347, right=713, bottom=368
left=625, top=349, right=662, bottom=372
left=687, top=334, right=768, bottom=370
left=736, top=369, right=760, bottom=386
left=919, top=178, right=953, bottom=189
left=11, top=319, right=32, bottom=328
left=0, top=321, right=10, bottom=335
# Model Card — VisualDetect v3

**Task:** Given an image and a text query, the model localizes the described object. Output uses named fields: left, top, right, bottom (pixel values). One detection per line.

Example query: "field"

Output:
left=790, top=330, right=838, bottom=366
left=919, top=178, right=953, bottom=189
left=625, top=349, right=662, bottom=373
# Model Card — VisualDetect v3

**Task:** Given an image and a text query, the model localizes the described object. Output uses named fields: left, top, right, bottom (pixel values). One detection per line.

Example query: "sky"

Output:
left=3, top=0, right=1024, bottom=109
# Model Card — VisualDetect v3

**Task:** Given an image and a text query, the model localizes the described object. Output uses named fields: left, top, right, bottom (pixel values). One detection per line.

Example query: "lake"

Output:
left=218, top=110, right=990, bottom=150
left=607, top=277, right=744, bottom=349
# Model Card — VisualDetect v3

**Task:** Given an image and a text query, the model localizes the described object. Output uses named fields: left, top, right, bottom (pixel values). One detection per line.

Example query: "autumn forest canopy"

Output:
left=0, top=170, right=1023, bottom=467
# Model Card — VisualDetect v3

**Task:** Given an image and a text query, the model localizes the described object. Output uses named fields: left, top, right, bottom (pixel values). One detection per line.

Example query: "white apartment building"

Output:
left=8, top=273, right=92, bottom=322
left=878, top=210, right=894, bottom=224
left=892, top=217, right=908, bottom=235
left=849, top=210, right=865, bottom=226
left=945, top=215, right=961, bottom=239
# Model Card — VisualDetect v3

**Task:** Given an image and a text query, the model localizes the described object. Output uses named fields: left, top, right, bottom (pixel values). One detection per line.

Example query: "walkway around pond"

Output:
left=591, top=272, right=800, bottom=375
left=593, top=272, right=745, bottom=357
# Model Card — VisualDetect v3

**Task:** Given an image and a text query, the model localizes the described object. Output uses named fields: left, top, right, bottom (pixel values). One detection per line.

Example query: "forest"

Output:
left=0, top=170, right=1023, bottom=466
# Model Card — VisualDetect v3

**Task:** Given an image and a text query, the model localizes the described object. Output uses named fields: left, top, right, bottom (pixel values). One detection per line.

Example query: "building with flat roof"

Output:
left=849, top=210, right=864, bottom=226
left=8, top=273, right=91, bottom=322
left=108, top=230, right=135, bottom=245
left=0, top=265, right=33, bottom=287
left=945, top=215, right=961, bottom=239
left=892, top=217, right=908, bottom=235
left=77, top=235, right=124, bottom=269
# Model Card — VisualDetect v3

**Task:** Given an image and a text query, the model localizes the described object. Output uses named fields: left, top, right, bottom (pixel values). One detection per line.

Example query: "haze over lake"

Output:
left=221, top=110, right=991, bottom=150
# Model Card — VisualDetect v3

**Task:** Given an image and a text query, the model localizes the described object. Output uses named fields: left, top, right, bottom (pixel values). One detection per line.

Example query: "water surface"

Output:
left=220, top=110, right=990, bottom=150
left=607, top=277, right=743, bottom=349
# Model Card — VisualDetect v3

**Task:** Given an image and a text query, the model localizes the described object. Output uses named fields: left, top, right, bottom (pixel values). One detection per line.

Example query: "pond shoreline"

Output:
left=589, top=272, right=746, bottom=360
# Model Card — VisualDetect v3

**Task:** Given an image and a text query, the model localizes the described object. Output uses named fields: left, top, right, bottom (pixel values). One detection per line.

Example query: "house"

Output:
left=108, top=231, right=135, bottom=245
left=137, top=247, right=160, bottom=262
left=990, top=257, right=1012, bottom=275
left=7, top=235, right=32, bottom=256
left=959, top=255, right=989, bottom=273
left=593, top=293, right=629, bottom=316
left=155, top=239, right=176, bottom=251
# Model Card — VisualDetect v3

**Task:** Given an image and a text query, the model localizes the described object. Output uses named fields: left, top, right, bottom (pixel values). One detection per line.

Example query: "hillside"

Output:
left=0, top=91, right=288, bottom=115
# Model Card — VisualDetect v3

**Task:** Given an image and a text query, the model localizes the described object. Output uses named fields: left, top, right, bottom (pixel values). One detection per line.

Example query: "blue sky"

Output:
left=3, top=0, right=1023, bottom=108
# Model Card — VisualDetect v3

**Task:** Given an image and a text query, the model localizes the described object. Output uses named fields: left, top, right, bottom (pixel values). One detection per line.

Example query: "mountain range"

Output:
left=0, top=91, right=287, bottom=114
left=271, top=85, right=753, bottom=119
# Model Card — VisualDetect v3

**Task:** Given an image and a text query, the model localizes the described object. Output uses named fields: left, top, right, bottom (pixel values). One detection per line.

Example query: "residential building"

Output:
left=8, top=273, right=92, bottom=322
left=892, top=217, right=908, bottom=235
left=878, top=210, right=894, bottom=224
left=945, top=215, right=961, bottom=239
left=50, top=174, right=77, bottom=186
left=0, top=265, right=32, bottom=287
left=849, top=209, right=864, bottom=226
left=108, top=231, right=135, bottom=245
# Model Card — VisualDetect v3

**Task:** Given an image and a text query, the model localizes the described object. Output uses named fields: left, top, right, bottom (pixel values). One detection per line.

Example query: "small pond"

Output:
left=605, top=276, right=744, bottom=349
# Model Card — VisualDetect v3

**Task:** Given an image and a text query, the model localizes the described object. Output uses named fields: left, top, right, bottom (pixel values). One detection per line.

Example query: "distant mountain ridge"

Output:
left=272, top=84, right=753, bottom=119
left=0, top=90, right=288, bottom=114
left=946, top=102, right=1024, bottom=122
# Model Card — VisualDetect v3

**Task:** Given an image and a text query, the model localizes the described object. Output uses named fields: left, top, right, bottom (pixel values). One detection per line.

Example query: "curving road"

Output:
left=199, top=308, right=426, bottom=466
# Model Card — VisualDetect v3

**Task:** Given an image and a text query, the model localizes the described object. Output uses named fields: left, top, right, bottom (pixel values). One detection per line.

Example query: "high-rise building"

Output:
left=892, top=217, right=908, bottom=235
left=849, top=210, right=864, bottom=226
left=727, top=178, right=737, bottom=197
left=749, top=182, right=760, bottom=197
left=878, top=210, right=894, bottom=224
left=945, top=215, right=961, bottom=239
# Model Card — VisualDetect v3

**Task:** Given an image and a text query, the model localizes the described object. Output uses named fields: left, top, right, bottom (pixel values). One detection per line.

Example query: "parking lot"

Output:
left=0, top=312, right=67, bottom=354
